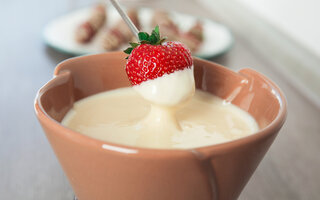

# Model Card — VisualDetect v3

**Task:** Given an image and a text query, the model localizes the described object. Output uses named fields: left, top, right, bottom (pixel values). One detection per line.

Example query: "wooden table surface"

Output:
left=0, top=0, right=319, bottom=199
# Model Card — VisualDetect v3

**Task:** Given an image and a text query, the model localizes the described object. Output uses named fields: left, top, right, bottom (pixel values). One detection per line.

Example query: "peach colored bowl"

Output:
left=34, top=52, right=286, bottom=200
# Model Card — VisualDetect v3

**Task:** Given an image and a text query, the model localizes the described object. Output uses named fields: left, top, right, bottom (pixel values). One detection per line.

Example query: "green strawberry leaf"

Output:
left=149, top=34, right=157, bottom=44
left=138, top=32, right=149, bottom=41
left=154, top=25, right=159, bottom=35
left=152, top=25, right=160, bottom=41
left=123, top=25, right=167, bottom=59
left=129, top=42, right=139, bottom=48
left=124, top=47, right=133, bottom=54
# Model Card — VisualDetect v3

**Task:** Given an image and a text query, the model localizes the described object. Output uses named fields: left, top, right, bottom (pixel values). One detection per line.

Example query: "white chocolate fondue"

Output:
left=62, top=87, right=258, bottom=149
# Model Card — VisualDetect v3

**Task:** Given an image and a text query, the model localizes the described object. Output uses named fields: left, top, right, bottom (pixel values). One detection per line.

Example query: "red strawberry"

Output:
left=124, top=26, right=193, bottom=85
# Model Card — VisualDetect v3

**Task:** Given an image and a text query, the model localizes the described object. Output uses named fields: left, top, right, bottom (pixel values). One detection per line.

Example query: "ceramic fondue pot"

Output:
left=35, top=52, right=287, bottom=200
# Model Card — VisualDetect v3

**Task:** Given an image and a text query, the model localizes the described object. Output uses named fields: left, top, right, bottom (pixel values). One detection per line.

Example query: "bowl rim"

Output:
left=34, top=52, right=287, bottom=159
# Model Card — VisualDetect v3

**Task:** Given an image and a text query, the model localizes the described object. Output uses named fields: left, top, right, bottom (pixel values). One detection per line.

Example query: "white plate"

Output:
left=43, top=7, right=234, bottom=58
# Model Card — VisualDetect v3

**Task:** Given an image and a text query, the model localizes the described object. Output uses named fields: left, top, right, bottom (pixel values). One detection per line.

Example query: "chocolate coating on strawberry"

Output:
left=124, top=26, right=193, bottom=85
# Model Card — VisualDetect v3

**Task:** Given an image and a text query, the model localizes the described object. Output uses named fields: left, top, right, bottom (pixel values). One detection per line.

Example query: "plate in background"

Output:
left=43, top=6, right=234, bottom=59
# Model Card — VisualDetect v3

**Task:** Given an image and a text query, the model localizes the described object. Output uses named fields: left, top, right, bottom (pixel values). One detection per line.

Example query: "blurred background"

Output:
left=0, top=0, right=319, bottom=199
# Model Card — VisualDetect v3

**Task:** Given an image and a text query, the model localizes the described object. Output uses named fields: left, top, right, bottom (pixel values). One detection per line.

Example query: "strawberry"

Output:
left=124, top=26, right=193, bottom=85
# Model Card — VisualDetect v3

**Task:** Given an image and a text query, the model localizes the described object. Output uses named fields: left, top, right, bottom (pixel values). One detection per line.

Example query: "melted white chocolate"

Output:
left=133, top=67, right=195, bottom=106
left=62, top=88, right=259, bottom=149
